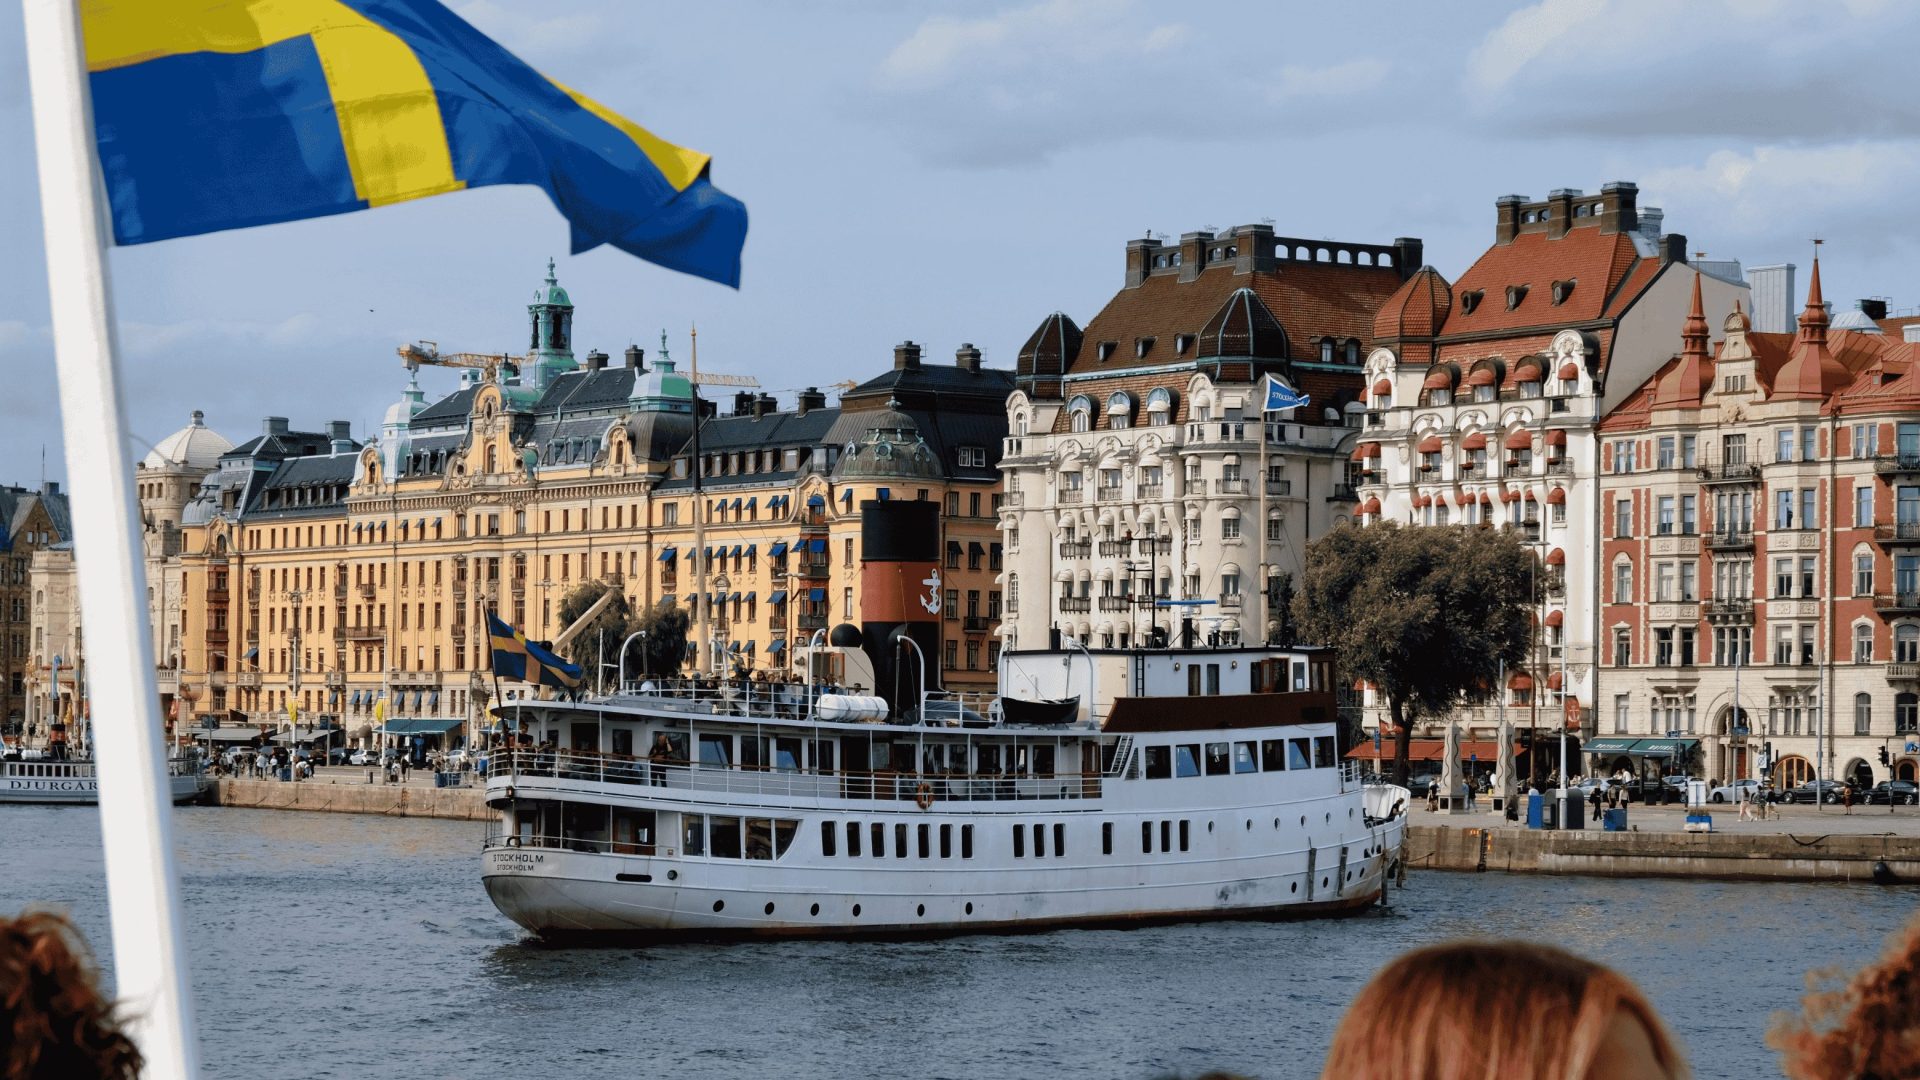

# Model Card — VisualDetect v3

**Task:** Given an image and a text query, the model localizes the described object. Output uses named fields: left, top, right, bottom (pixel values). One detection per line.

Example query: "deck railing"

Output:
left=484, top=747, right=1104, bottom=804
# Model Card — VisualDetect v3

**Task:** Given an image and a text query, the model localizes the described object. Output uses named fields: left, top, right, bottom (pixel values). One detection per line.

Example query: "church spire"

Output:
left=1796, top=253, right=1828, bottom=349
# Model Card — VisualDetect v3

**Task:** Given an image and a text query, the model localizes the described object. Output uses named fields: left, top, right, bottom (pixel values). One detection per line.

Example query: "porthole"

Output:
left=852, top=903, right=862, bottom=917
left=917, top=904, right=926, bottom=917
left=765, top=902, right=776, bottom=915
left=810, top=903, right=820, bottom=916
left=1325, top=813, right=1332, bottom=824
left=1207, top=821, right=1214, bottom=833
left=667, top=870, right=678, bottom=881
left=1349, top=808, right=1354, bottom=818
left=1321, top=877, right=1329, bottom=889
left=1300, top=816, right=1307, bottom=827
left=1290, top=882, right=1297, bottom=894
left=965, top=902, right=974, bottom=915
left=1346, top=871, right=1353, bottom=882
left=1245, top=820, right=1252, bottom=831
left=1273, top=818, right=1280, bottom=829
left=713, top=900, right=725, bottom=913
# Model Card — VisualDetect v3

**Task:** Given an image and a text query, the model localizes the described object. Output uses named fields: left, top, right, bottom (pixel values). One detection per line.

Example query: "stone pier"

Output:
left=207, top=777, right=488, bottom=821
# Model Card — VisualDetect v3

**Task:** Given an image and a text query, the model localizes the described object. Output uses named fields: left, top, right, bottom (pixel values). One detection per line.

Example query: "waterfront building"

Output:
left=1597, top=259, right=1920, bottom=789
left=998, top=224, right=1423, bottom=654
left=171, top=265, right=1009, bottom=746
left=1354, top=183, right=1749, bottom=760
left=136, top=410, right=234, bottom=725
left=24, top=545, right=79, bottom=738
left=0, top=482, right=70, bottom=736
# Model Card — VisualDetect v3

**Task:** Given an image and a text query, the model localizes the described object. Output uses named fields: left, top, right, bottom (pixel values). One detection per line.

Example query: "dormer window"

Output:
left=1107, top=391, right=1134, bottom=430
left=1505, top=285, right=1528, bottom=310
left=1068, top=395, right=1095, bottom=433
left=1175, top=334, right=1194, bottom=355
left=1320, top=338, right=1335, bottom=363
left=1460, top=290, right=1484, bottom=314
left=1096, top=341, right=1117, bottom=363
left=1343, top=339, right=1360, bottom=364
left=1551, top=279, right=1575, bottom=305
left=1134, top=337, right=1155, bottom=359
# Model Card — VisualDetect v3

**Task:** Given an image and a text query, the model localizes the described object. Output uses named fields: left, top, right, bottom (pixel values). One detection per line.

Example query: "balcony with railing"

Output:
left=1544, top=458, right=1572, bottom=476
left=1875, top=593, right=1920, bottom=614
left=1058, top=541, right=1091, bottom=559
left=796, top=559, right=830, bottom=579
left=1096, top=485, right=1124, bottom=503
left=1002, top=491, right=1026, bottom=508
left=1265, top=478, right=1292, bottom=497
left=1218, top=594, right=1244, bottom=611
left=1058, top=596, right=1092, bottom=614
left=1137, top=537, right=1172, bottom=556
left=1096, top=540, right=1130, bottom=557
left=1096, top=596, right=1131, bottom=613
left=1875, top=522, right=1920, bottom=546
left=1706, top=597, right=1754, bottom=622
left=332, top=584, right=348, bottom=602
left=1138, top=483, right=1164, bottom=500
left=1326, top=484, right=1357, bottom=503
left=1185, top=421, right=1251, bottom=445
left=963, top=615, right=992, bottom=633
left=1058, top=488, right=1085, bottom=505
left=234, top=671, right=260, bottom=688
left=344, top=624, right=385, bottom=642
left=1697, top=458, right=1760, bottom=484
left=1874, top=453, right=1920, bottom=478
left=1705, top=528, right=1754, bottom=550
left=1457, top=463, right=1488, bottom=481
left=1214, top=478, right=1249, bottom=495
left=1887, top=662, right=1920, bottom=681
left=796, top=613, right=828, bottom=631
left=357, top=582, right=376, bottom=599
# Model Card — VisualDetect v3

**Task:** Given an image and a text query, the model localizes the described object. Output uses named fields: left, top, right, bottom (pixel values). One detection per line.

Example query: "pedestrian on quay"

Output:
left=1739, top=786, right=1756, bottom=822
left=1319, top=940, right=1689, bottom=1080
left=1589, top=782, right=1603, bottom=825
left=1843, top=783, right=1854, bottom=815
left=1426, top=781, right=1439, bottom=813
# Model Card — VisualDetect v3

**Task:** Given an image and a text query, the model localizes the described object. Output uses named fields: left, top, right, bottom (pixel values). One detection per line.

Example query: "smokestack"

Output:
left=859, top=500, right=942, bottom=716
left=624, top=344, right=645, bottom=370
left=797, top=387, right=827, bottom=415
left=753, top=394, right=774, bottom=419
left=1494, top=195, right=1525, bottom=245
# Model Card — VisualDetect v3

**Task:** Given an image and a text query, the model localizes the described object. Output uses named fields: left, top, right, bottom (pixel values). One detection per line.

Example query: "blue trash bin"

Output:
left=277, top=767, right=291, bottom=782
left=1604, top=807, right=1628, bottom=831
left=1526, top=792, right=1544, bottom=829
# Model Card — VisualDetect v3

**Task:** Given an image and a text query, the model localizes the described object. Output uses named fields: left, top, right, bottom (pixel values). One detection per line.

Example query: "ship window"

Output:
left=940, top=824, right=953, bottom=858
left=1013, top=825, right=1026, bottom=858
left=775, top=738, right=803, bottom=772
left=821, top=821, right=838, bottom=856
left=1204, top=742, right=1231, bottom=776
left=1102, top=822, right=1114, bottom=855
left=918, top=823, right=931, bottom=858
left=683, top=814, right=706, bottom=856
left=1144, top=745, right=1172, bottom=779
left=746, top=818, right=773, bottom=859
left=1160, top=820, right=1172, bottom=852
left=1174, top=744, right=1202, bottom=778
left=812, top=740, right=837, bottom=773
left=698, top=734, right=731, bottom=768
left=739, top=737, right=768, bottom=770
left=1261, top=739, right=1286, bottom=771
left=709, top=816, right=742, bottom=859
left=1288, top=738, right=1312, bottom=770
left=1314, top=736, right=1337, bottom=769
left=1053, top=823, right=1066, bottom=856
left=1031, top=745, right=1056, bottom=777
left=961, top=824, right=974, bottom=859
left=1033, top=823, right=1047, bottom=858
left=871, top=822, right=885, bottom=858
left=611, top=730, right=634, bottom=756
left=1234, top=742, right=1258, bottom=773
left=846, top=821, right=862, bottom=857
left=894, top=823, right=908, bottom=859
left=1141, top=821, right=1152, bottom=854
left=1179, top=820, right=1190, bottom=852
left=777, top=820, right=799, bottom=858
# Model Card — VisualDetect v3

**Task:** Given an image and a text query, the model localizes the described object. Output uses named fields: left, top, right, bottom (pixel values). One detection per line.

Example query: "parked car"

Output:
left=349, top=749, right=377, bottom=767
left=1708, top=779, right=1761, bottom=804
left=1615, top=776, right=1683, bottom=805
left=1406, top=771, right=1442, bottom=797
left=1861, top=780, right=1920, bottom=805
left=1779, top=779, right=1847, bottom=804
left=325, top=747, right=352, bottom=766
left=1574, top=777, right=1611, bottom=799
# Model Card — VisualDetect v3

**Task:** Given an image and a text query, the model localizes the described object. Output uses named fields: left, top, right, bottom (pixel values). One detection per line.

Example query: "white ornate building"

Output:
left=1353, top=183, right=1748, bottom=771
left=999, top=224, right=1425, bottom=654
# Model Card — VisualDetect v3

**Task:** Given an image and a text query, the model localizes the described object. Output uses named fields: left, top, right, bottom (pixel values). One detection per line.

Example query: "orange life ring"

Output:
left=915, top=781, right=934, bottom=811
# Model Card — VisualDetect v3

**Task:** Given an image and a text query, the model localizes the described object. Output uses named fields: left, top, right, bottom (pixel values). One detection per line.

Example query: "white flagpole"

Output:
left=21, top=2, right=201, bottom=1078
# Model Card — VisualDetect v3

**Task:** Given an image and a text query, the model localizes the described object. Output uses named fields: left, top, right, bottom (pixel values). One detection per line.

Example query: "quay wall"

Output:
left=1406, top=825, right=1920, bottom=883
left=207, top=778, right=488, bottom=822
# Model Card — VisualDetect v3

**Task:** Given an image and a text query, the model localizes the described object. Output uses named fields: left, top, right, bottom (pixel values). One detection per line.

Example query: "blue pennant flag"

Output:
left=81, top=0, right=748, bottom=286
left=1262, top=374, right=1310, bottom=413
left=487, top=612, right=582, bottom=692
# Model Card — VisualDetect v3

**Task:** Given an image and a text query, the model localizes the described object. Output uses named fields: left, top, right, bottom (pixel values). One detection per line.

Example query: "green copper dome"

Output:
left=532, top=257, right=572, bottom=308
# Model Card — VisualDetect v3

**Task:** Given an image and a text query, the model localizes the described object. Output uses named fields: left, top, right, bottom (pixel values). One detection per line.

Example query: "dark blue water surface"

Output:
left=2, top=805, right=1914, bottom=1080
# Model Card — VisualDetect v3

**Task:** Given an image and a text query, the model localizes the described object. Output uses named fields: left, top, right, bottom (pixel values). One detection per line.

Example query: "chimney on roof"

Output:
left=1229, top=223, right=1276, bottom=274
left=1125, top=236, right=1161, bottom=289
left=955, top=343, right=983, bottom=373
left=44, top=481, right=59, bottom=496
left=1546, top=189, right=1579, bottom=240
left=586, top=350, right=608, bottom=371
left=1904, top=324, right=1920, bottom=344
left=624, top=344, right=645, bottom=370
left=1662, top=233, right=1688, bottom=266
left=1392, top=237, right=1424, bottom=279
left=1177, top=231, right=1212, bottom=283
left=1598, top=181, right=1638, bottom=234
left=1861, top=298, right=1889, bottom=322
left=894, top=341, right=921, bottom=370
left=1637, top=206, right=1664, bottom=242
left=753, top=393, right=775, bottom=420
left=1494, top=195, right=1526, bottom=245
left=732, top=390, right=755, bottom=416
left=263, top=416, right=289, bottom=435
left=328, top=421, right=354, bottom=455
left=797, top=387, right=827, bottom=416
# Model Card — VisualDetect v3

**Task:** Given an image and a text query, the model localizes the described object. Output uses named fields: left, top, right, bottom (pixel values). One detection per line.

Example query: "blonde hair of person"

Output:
left=1320, top=940, right=1688, bottom=1080
left=1769, top=910, right=1920, bottom=1079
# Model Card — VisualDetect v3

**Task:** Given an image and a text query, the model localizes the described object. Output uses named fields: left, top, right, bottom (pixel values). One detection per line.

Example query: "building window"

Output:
left=1856, top=624, right=1874, bottom=665
left=1612, top=627, right=1630, bottom=666
left=1613, top=694, right=1630, bottom=734
left=1857, top=553, right=1876, bottom=596
left=1858, top=484, right=1874, bottom=528
left=1068, top=396, right=1094, bottom=433
left=1614, top=499, right=1631, bottom=538
left=1221, top=515, right=1240, bottom=541
left=1613, top=561, right=1631, bottom=604
left=1897, top=625, right=1920, bottom=663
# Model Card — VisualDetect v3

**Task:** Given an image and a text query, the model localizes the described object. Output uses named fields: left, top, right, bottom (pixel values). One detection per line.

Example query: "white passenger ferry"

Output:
left=480, top=643, right=1410, bottom=940
left=0, top=753, right=208, bottom=805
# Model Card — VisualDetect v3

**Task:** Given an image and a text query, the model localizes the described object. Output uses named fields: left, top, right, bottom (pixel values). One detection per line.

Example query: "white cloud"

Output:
left=117, top=313, right=340, bottom=359
left=1640, top=141, right=1920, bottom=262
left=1270, top=59, right=1391, bottom=103
left=447, top=1, right=610, bottom=60
left=879, top=0, right=1187, bottom=92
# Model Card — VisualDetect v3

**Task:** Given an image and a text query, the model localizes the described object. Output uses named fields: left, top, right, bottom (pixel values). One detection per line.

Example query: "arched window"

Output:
left=1146, top=387, right=1173, bottom=427
left=1343, top=339, right=1360, bottom=364
left=1067, top=395, right=1095, bottom=433
left=1320, top=337, right=1335, bottom=363
left=1856, top=692, right=1873, bottom=735
left=1107, top=391, right=1134, bottom=430
left=1855, top=622, right=1875, bottom=664
left=485, top=445, right=498, bottom=473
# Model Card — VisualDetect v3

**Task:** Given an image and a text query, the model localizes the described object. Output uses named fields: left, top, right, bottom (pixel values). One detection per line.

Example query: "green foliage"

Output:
left=628, top=601, right=691, bottom=680
left=552, top=582, right=691, bottom=682
left=556, top=581, right=632, bottom=658
left=1293, top=522, right=1536, bottom=784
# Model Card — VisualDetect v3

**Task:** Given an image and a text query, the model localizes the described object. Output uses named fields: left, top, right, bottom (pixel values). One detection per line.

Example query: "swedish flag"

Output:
left=81, top=1, right=747, bottom=286
left=488, top=611, right=582, bottom=692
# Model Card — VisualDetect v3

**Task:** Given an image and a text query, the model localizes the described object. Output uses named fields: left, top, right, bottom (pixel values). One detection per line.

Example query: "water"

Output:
left=4, top=805, right=1915, bottom=1080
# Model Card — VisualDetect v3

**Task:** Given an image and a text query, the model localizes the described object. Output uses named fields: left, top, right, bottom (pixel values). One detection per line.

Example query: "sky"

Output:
left=3, top=0, right=1919, bottom=486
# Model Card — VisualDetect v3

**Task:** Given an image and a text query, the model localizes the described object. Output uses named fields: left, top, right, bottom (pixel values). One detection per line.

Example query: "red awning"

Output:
left=1418, top=435, right=1443, bottom=453
left=1350, top=444, right=1370, bottom=461
left=1545, top=428, right=1568, bottom=447
left=1359, top=497, right=1381, bottom=515
left=1346, top=739, right=1518, bottom=762
left=1479, top=492, right=1494, bottom=505
left=1546, top=547, right=1565, bottom=565
left=1545, top=609, right=1564, bottom=627
left=1372, top=379, right=1392, bottom=397
left=1559, top=362, right=1580, bottom=381
left=1504, top=430, right=1534, bottom=450
left=1461, top=432, right=1488, bottom=450
left=1515, top=357, right=1546, bottom=380
left=1523, top=489, right=1538, bottom=501
left=1422, top=368, right=1454, bottom=390
left=1547, top=671, right=1564, bottom=691
left=1546, top=487, right=1567, bottom=505
left=1414, top=494, right=1430, bottom=508
left=1509, top=673, right=1534, bottom=690
left=1503, top=489, right=1520, bottom=503
left=1466, top=367, right=1498, bottom=386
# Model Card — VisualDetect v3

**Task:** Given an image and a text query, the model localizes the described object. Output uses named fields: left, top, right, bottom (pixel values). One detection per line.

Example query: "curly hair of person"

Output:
left=1769, top=911, right=1920, bottom=1080
left=0, top=910, right=143, bottom=1080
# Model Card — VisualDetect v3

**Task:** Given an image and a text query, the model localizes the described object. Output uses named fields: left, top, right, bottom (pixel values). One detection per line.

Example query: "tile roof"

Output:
left=1437, top=229, right=1650, bottom=339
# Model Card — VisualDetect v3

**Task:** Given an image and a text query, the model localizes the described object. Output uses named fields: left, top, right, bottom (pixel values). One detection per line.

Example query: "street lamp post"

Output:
left=287, top=587, right=305, bottom=754
left=713, top=572, right=731, bottom=674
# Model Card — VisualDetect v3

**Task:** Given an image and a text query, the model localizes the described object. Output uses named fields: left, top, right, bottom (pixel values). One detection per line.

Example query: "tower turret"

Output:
left=526, top=257, right=577, bottom=390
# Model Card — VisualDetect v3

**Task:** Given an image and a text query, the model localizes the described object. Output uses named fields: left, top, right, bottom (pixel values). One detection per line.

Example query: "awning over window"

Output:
left=1504, top=430, right=1534, bottom=450
left=1559, top=362, right=1580, bottom=382
left=379, top=718, right=463, bottom=737
left=768, top=589, right=788, bottom=605
left=1546, top=429, right=1568, bottom=447
left=1546, top=671, right=1563, bottom=691
left=1546, top=548, right=1566, bottom=566
left=428, top=691, right=440, bottom=708
left=807, top=494, right=826, bottom=508
left=969, top=542, right=986, bottom=557
left=768, top=542, right=788, bottom=557
left=1466, top=367, right=1498, bottom=386
left=808, top=539, right=827, bottom=553
left=1460, top=432, right=1488, bottom=450
left=808, top=587, right=826, bottom=601
left=1547, top=487, right=1566, bottom=505
left=1586, top=737, right=1699, bottom=758
left=768, top=639, right=787, bottom=653
left=1372, top=378, right=1392, bottom=397
left=660, top=594, right=676, bottom=605
left=658, top=547, right=677, bottom=562
left=1545, top=609, right=1564, bottom=627
left=1417, top=436, right=1443, bottom=453
left=1509, top=673, right=1534, bottom=691
left=1346, top=739, right=1517, bottom=762
left=1359, top=497, right=1381, bottom=514
left=1422, top=369, right=1453, bottom=390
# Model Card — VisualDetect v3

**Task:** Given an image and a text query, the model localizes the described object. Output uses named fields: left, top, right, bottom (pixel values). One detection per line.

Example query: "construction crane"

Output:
left=398, top=340, right=521, bottom=382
